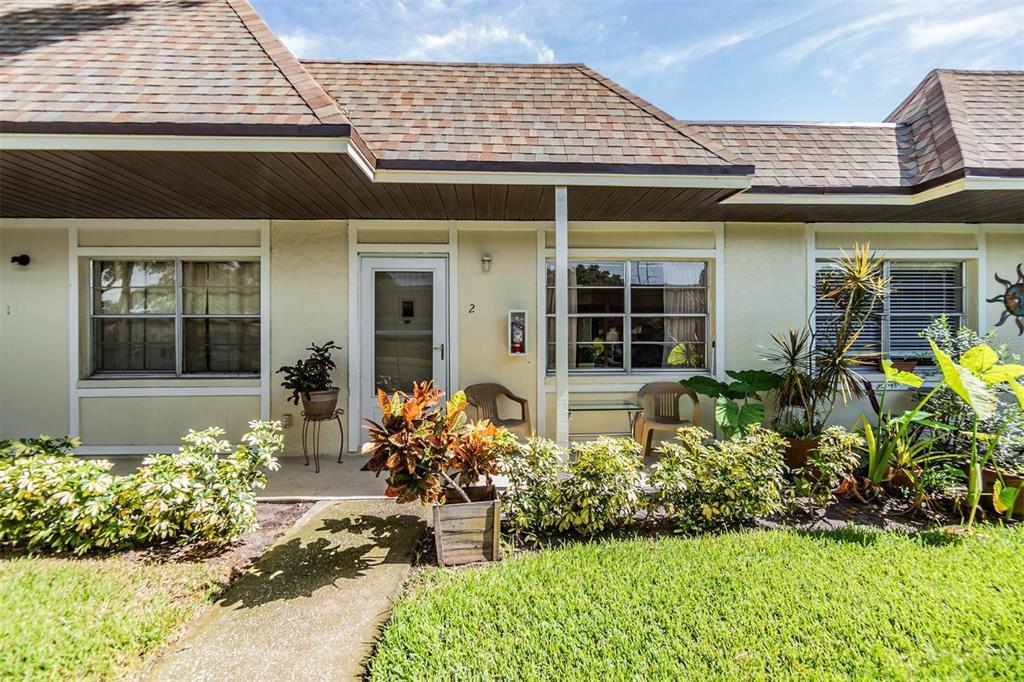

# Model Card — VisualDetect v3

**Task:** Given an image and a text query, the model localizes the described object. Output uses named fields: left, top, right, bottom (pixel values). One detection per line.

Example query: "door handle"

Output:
left=432, top=343, right=445, bottom=360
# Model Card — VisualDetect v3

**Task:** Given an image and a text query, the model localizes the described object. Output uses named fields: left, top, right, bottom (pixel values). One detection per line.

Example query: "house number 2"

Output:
left=468, top=304, right=476, bottom=313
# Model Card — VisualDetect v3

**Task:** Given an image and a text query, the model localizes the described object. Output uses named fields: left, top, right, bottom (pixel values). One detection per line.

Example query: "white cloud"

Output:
left=908, top=6, right=1024, bottom=50
left=780, top=4, right=928, bottom=64
left=402, top=22, right=556, bottom=62
left=279, top=29, right=323, bottom=58
left=643, top=10, right=818, bottom=72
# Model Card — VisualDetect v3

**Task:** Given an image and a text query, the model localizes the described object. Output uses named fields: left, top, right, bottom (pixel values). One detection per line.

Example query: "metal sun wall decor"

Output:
left=988, top=263, right=1024, bottom=335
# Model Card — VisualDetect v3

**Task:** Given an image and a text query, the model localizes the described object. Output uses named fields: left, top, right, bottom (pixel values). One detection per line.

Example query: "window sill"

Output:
left=78, top=376, right=261, bottom=389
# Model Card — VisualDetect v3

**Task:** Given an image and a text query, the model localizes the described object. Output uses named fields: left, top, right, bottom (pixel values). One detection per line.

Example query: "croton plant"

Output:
left=361, top=381, right=509, bottom=505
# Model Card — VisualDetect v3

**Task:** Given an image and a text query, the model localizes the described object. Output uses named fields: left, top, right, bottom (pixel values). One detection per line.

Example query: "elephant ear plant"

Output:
left=680, top=370, right=782, bottom=439
left=929, top=341, right=1024, bottom=527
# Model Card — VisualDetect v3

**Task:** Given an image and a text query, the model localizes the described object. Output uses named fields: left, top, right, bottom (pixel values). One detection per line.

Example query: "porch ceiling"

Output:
left=1, top=149, right=1020, bottom=222
left=0, top=149, right=739, bottom=221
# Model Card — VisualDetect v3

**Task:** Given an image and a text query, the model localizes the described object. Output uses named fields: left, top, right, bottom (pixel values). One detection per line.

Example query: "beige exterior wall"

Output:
left=1, top=217, right=1020, bottom=451
left=0, top=223, right=70, bottom=438
left=457, top=228, right=539, bottom=423
left=270, top=220, right=349, bottom=454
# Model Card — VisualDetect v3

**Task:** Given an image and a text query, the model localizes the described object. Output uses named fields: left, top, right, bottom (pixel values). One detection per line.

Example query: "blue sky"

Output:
left=251, top=0, right=1024, bottom=122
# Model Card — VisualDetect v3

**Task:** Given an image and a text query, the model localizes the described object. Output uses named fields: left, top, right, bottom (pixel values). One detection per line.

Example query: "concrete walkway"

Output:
left=146, top=499, right=427, bottom=681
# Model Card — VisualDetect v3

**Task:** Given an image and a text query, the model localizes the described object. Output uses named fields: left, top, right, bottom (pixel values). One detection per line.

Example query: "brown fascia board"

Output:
left=0, top=120, right=353, bottom=138
left=571, top=65, right=751, bottom=169
left=374, top=158, right=754, bottom=176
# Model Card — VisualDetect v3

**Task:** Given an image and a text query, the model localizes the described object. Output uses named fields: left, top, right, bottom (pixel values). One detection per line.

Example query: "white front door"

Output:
left=359, top=256, right=449, bottom=429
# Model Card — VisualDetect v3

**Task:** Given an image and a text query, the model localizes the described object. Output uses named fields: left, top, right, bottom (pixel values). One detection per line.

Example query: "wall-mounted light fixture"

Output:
left=481, top=253, right=493, bottom=273
left=10, top=254, right=30, bottom=267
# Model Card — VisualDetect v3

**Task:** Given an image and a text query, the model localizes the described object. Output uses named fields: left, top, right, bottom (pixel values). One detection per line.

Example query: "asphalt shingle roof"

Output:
left=0, top=0, right=346, bottom=127
left=302, top=60, right=744, bottom=169
left=678, top=122, right=910, bottom=189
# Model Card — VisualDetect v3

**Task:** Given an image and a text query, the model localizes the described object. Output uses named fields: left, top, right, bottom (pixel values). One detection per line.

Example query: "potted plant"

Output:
left=878, top=356, right=918, bottom=373
left=576, top=342, right=599, bottom=368
left=362, top=382, right=513, bottom=566
left=277, top=341, right=341, bottom=418
left=763, top=245, right=888, bottom=469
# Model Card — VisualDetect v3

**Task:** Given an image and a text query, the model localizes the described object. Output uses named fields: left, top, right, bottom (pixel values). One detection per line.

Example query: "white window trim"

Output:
left=87, top=257, right=261, bottom=379
left=67, top=222, right=271, bottom=445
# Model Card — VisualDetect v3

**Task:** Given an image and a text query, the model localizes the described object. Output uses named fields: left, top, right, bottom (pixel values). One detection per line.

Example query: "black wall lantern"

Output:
left=10, top=254, right=30, bottom=267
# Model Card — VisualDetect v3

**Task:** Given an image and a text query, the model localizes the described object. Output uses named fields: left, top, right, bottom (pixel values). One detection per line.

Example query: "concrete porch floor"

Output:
left=90, top=453, right=387, bottom=499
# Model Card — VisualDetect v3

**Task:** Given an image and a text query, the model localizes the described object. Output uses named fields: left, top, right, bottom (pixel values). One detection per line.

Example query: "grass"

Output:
left=0, top=554, right=227, bottom=681
left=371, top=526, right=1024, bottom=681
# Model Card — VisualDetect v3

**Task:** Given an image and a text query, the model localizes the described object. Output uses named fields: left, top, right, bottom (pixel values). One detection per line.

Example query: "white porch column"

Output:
left=554, top=186, right=570, bottom=446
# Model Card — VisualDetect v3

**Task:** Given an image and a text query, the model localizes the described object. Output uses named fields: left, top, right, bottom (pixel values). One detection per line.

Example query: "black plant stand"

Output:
left=300, top=408, right=344, bottom=474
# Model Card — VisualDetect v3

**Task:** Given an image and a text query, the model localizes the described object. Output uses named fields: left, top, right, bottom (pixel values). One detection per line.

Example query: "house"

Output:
left=1, top=0, right=1021, bottom=457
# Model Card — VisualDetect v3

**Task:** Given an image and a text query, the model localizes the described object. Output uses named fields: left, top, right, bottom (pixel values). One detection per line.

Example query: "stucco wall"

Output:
left=0, top=224, right=70, bottom=438
left=270, top=220, right=349, bottom=454
left=457, top=228, right=538, bottom=424
left=1, top=218, right=1020, bottom=451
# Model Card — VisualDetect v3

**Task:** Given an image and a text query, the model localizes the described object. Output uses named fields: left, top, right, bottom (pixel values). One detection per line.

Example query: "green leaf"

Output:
left=1010, top=380, right=1024, bottom=409
left=880, top=359, right=923, bottom=388
left=929, top=340, right=998, bottom=420
left=736, top=403, right=765, bottom=434
left=992, top=480, right=1020, bottom=518
left=959, top=344, right=999, bottom=374
left=714, top=396, right=740, bottom=436
left=681, top=376, right=733, bottom=399
left=724, top=370, right=783, bottom=394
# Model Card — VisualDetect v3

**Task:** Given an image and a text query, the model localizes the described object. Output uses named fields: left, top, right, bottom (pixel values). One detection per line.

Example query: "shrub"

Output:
left=1, top=435, right=80, bottom=458
left=362, top=382, right=506, bottom=504
left=0, top=421, right=282, bottom=555
left=650, top=426, right=788, bottom=532
left=501, top=436, right=643, bottom=538
left=792, top=426, right=862, bottom=507
left=555, top=437, right=643, bottom=535
left=499, top=436, right=563, bottom=540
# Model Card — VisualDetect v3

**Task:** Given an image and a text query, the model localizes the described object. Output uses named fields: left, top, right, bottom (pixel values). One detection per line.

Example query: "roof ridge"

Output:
left=301, top=59, right=586, bottom=67
left=678, top=120, right=902, bottom=128
left=934, top=70, right=982, bottom=169
left=226, top=0, right=350, bottom=126
left=570, top=64, right=747, bottom=168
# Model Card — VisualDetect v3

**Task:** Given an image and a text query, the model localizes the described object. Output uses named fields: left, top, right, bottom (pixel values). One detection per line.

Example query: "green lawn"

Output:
left=371, top=526, right=1024, bottom=681
left=0, top=555, right=226, bottom=681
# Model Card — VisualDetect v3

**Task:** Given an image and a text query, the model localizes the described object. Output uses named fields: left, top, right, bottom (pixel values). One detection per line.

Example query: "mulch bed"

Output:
left=124, top=502, right=313, bottom=578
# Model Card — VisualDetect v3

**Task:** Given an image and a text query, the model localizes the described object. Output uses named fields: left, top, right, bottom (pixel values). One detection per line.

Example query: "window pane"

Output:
left=631, top=261, right=707, bottom=287
left=889, top=263, right=963, bottom=357
left=93, top=318, right=175, bottom=372
left=548, top=317, right=626, bottom=344
left=631, top=316, right=706, bottom=344
left=632, top=288, right=707, bottom=314
left=547, top=343, right=625, bottom=369
left=547, top=287, right=625, bottom=314
left=632, top=342, right=706, bottom=369
left=183, top=319, right=260, bottom=373
left=92, top=261, right=175, bottom=314
left=182, top=261, right=260, bottom=315
left=547, top=261, right=625, bottom=287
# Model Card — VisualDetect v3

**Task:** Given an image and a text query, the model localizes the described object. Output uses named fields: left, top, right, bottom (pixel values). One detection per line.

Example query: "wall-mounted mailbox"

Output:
left=508, top=309, right=527, bottom=356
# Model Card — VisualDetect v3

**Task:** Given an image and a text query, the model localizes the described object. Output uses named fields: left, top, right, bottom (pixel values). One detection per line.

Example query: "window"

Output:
left=90, top=260, right=260, bottom=375
left=814, top=260, right=964, bottom=363
left=546, top=260, right=710, bottom=373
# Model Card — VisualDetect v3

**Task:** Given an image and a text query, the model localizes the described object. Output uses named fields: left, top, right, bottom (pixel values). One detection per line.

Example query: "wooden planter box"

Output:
left=433, top=485, right=500, bottom=567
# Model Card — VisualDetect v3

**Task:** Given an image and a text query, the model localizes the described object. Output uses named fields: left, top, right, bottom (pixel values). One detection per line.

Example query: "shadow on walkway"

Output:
left=219, top=512, right=426, bottom=609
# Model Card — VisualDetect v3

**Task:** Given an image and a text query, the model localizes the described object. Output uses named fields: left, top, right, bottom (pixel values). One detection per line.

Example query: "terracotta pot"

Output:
left=884, top=466, right=919, bottom=490
left=784, top=437, right=819, bottom=472
left=981, top=467, right=1024, bottom=518
left=434, top=485, right=500, bottom=567
left=301, top=388, right=340, bottom=418
left=880, top=359, right=918, bottom=373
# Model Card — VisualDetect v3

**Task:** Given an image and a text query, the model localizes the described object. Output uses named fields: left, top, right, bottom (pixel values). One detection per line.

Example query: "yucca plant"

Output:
left=764, top=244, right=888, bottom=438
